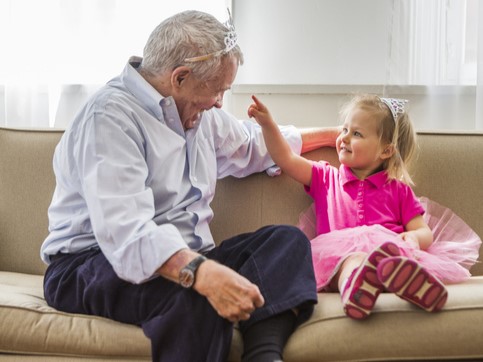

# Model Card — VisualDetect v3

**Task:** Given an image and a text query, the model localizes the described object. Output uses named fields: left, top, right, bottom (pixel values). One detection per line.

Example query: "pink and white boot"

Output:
left=341, top=241, right=401, bottom=320
left=377, top=256, right=448, bottom=313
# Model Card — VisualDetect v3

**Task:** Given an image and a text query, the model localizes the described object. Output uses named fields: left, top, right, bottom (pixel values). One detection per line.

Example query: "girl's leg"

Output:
left=338, top=242, right=401, bottom=320
left=336, top=252, right=366, bottom=291
left=377, top=256, right=448, bottom=312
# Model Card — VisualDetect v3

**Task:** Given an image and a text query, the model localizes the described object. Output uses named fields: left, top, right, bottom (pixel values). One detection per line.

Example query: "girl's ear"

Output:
left=380, top=144, right=395, bottom=160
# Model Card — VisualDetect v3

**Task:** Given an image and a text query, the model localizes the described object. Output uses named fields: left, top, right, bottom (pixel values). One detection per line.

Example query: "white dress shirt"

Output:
left=40, top=57, right=302, bottom=284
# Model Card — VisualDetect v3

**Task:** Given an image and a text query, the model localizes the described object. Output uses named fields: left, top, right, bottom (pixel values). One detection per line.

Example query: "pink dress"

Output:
left=301, top=162, right=481, bottom=291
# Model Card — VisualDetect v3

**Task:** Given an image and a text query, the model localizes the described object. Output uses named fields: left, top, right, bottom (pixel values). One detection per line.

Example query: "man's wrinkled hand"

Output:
left=194, top=260, right=265, bottom=323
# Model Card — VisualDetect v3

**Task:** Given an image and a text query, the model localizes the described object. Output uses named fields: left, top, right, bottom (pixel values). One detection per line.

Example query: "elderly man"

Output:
left=41, top=10, right=337, bottom=362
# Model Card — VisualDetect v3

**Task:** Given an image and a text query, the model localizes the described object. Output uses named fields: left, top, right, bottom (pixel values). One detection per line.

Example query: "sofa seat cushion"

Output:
left=2, top=271, right=483, bottom=362
left=0, top=272, right=150, bottom=359
left=285, top=276, right=483, bottom=361
left=0, top=271, right=244, bottom=361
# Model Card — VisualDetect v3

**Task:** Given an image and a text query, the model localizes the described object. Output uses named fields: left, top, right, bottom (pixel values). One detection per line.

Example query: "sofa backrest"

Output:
left=1, top=127, right=482, bottom=276
left=0, top=127, right=64, bottom=275
left=211, top=132, right=483, bottom=276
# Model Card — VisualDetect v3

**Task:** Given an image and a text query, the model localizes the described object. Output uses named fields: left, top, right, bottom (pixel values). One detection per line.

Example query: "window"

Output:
left=0, top=0, right=228, bottom=127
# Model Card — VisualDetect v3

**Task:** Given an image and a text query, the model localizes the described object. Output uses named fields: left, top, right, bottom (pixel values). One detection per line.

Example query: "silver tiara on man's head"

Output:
left=184, top=9, right=238, bottom=63
left=380, top=97, right=408, bottom=122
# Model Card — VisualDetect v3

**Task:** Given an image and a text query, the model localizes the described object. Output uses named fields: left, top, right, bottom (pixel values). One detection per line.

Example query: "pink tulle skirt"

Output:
left=298, top=197, right=481, bottom=291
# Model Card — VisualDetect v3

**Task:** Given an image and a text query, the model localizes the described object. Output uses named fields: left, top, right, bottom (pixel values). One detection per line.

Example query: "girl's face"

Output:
left=336, top=107, right=391, bottom=179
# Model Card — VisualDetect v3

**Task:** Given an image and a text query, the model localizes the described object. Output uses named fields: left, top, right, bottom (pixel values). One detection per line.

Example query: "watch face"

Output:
left=179, top=268, right=195, bottom=288
left=179, top=255, right=207, bottom=288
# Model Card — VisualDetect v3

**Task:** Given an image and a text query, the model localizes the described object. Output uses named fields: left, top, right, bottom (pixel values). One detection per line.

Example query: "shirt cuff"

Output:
left=111, top=223, right=188, bottom=284
left=265, top=125, right=302, bottom=177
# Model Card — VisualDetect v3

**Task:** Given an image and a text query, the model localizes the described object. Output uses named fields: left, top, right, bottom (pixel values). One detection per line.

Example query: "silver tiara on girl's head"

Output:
left=380, top=97, right=408, bottom=122
left=184, top=9, right=238, bottom=63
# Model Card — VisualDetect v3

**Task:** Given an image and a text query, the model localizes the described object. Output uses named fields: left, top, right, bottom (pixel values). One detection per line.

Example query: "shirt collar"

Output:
left=340, top=164, right=388, bottom=188
left=117, top=56, right=166, bottom=120
left=118, top=56, right=201, bottom=137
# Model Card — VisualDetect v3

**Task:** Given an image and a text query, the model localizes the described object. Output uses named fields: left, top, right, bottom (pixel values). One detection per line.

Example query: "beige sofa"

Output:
left=1, top=126, right=483, bottom=361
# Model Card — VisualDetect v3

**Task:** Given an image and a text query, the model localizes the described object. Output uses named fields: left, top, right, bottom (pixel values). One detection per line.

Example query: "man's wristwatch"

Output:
left=179, top=255, right=207, bottom=288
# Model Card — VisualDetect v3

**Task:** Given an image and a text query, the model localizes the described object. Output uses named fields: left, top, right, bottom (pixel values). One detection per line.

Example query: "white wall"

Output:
left=233, top=0, right=390, bottom=85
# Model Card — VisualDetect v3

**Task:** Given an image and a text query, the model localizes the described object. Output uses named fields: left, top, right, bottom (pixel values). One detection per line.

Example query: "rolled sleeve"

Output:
left=213, top=109, right=302, bottom=178
left=112, top=223, right=187, bottom=284
left=281, top=124, right=303, bottom=155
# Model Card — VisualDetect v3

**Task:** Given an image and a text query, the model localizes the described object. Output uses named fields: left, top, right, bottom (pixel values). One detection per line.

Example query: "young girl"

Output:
left=248, top=94, right=478, bottom=320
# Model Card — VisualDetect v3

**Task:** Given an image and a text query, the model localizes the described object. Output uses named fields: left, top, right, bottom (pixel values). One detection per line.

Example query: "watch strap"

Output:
left=186, top=255, right=207, bottom=271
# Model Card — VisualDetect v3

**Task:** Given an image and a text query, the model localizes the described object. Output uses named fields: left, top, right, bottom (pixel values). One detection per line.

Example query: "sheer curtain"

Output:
left=386, top=0, right=482, bottom=129
left=477, top=1, right=483, bottom=129
left=0, top=0, right=227, bottom=128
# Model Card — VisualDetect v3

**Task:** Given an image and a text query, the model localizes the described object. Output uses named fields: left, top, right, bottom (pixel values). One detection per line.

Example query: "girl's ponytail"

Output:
left=383, top=110, right=417, bottom=185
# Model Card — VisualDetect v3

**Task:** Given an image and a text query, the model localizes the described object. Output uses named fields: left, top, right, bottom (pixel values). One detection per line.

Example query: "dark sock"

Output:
left=241, top=310, right=297, bottom=362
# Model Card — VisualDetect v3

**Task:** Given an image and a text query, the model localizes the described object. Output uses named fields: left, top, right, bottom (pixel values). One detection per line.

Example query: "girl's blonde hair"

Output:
left=339, top=94, right=417, bottom=185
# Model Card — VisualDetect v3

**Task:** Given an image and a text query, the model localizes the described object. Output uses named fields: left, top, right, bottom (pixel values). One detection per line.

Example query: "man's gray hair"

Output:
left=141, top=10, right=244, bottom=81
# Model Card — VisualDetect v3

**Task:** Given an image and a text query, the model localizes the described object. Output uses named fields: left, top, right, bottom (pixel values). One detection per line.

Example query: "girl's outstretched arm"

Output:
left=248, top=95, right=313, bottom=187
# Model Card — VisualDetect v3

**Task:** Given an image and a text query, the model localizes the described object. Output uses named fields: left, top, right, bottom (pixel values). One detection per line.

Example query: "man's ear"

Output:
left=171, top=66, right=192, bottom=88
left=381, top=144, right=395, bottom=160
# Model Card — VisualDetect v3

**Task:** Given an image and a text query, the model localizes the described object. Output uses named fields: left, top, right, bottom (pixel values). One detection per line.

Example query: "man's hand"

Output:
left=194, top=260, right=265, bottom=323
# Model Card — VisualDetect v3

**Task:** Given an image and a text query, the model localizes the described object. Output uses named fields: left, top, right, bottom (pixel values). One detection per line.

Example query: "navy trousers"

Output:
left=44, top=225, right=317, bottom=362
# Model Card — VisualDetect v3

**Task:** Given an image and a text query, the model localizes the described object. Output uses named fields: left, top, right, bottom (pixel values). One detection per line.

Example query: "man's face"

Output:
left=175, top=56, right=238, bottom=130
